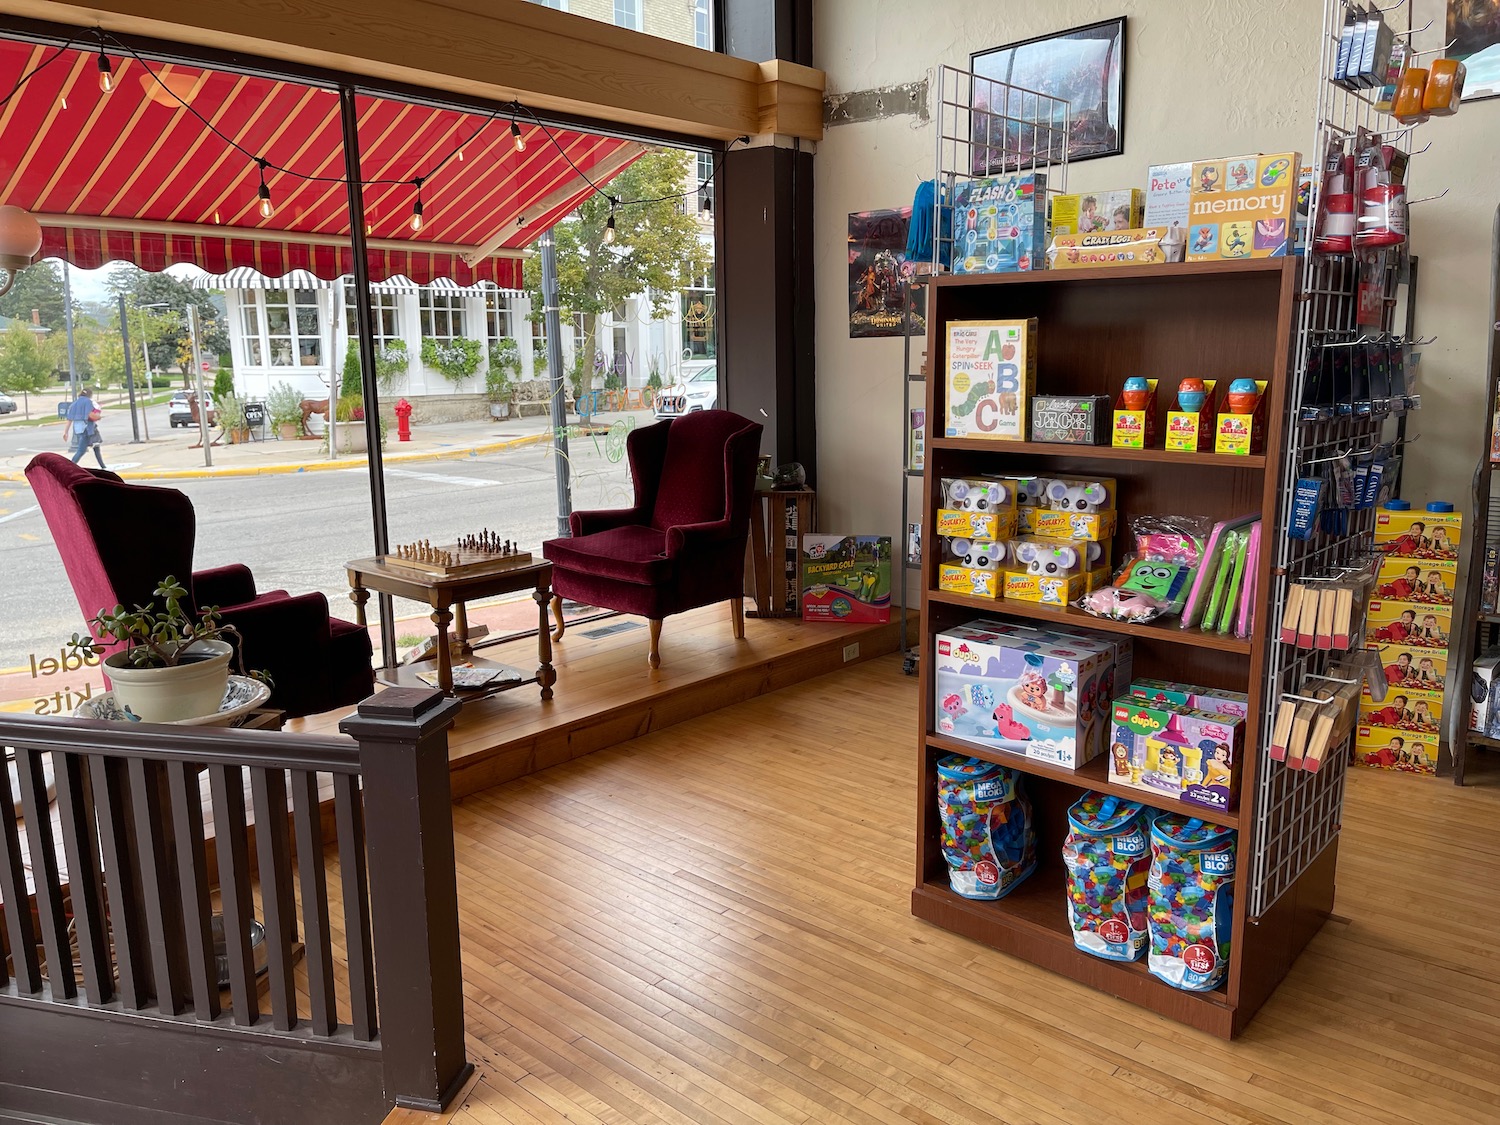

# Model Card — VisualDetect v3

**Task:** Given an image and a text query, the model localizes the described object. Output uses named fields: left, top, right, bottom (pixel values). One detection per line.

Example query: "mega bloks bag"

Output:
left=1063, top=792, right=1151, bottom=962
left=1147, top=814, right=1236, bottom=991
left=936, top=755, right=1036, bottom=900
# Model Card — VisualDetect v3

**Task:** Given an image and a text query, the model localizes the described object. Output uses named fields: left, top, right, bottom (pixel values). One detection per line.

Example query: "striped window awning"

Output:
left=368, top=275, right=524, bottom=298
left=191, top=267, right=333, bottom=290
left=0, top=39, right=644, bottom=288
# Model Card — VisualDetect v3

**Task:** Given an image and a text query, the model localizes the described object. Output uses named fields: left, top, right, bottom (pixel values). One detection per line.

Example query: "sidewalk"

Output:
left=0, top=406, right=652, bottom=483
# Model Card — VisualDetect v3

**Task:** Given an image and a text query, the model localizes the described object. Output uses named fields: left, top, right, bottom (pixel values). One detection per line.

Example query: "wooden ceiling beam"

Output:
left=0, top=0, right=826, bottom=141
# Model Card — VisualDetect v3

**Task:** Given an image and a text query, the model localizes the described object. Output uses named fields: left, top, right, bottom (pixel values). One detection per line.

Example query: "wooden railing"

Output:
left=0, top=687, right=470, bottom=1125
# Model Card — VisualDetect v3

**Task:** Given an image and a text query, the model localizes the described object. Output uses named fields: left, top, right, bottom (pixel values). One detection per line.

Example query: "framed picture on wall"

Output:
left=970, top=17, right=1125, bottom=173
left=1447, top=0, right=1500, bottom=100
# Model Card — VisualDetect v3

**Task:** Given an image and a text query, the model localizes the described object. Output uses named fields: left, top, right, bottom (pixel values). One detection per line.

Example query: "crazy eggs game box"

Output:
left=934, top=621, right=1108, bottom=770
left=951, top=172, right=1048, bottom=274
left=799, top=535, right=892, bottom=623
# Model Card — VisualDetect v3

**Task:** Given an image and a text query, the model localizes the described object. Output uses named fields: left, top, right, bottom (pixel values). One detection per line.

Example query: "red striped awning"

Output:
left=0, top=38, right=642, bottom=286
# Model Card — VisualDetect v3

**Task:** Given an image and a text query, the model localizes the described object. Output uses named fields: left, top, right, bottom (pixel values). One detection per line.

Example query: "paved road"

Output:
left=1, top=433, right=635, bottom=669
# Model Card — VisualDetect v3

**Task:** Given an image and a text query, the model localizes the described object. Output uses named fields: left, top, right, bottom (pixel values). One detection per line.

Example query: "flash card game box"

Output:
left=951, top=173, right=1048, bottom=274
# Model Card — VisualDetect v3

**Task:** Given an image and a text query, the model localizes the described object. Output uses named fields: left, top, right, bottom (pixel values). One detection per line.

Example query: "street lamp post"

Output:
left=117, top=294, right=142, bottom=443
left=187, top=305, right=212, bottom=469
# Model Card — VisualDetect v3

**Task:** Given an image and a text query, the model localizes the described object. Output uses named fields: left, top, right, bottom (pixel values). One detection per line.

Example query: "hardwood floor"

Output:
left=379, top=654, right=1499, bottom=1125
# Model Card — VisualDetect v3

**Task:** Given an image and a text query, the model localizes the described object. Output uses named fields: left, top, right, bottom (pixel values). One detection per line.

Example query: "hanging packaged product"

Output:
left=1147, top=814, right=1236, bottom=992
left=1356, top=183, right=1406, bottom=248
left=1063, top=793, right=1151, bottom=963
left=935, top=755, right=1036, bottom=900
left=1392, top=67, right=1430, bottom=124
left=1422, top=57, right=1466, bottom=116
left=1314, top=190, right=1356, bottom=253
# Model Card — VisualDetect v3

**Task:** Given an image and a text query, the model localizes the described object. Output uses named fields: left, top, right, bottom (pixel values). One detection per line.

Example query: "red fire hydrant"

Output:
left=394, top=398, right=413, bottom=442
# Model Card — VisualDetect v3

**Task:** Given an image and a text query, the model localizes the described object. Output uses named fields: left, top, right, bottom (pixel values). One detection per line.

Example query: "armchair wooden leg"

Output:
left=648, top=619, right=662, bottom=669
left=728, top=597, right=745, bottom=640
left=550, top=595, right=566, bottom=641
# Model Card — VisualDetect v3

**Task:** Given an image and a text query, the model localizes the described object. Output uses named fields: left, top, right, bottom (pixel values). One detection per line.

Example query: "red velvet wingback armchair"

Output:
left=25, top=453, right=374, bottom=720
left=543, top=409, right=763, bottom=668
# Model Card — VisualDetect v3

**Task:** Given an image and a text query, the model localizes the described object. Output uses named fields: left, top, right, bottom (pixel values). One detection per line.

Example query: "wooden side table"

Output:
left=745, top=489, right=816, bottom=618
left=345, top=555, right=556, bottom=702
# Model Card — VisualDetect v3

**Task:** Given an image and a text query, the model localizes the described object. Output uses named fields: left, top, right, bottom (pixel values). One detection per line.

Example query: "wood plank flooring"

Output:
left=377, top=654, right=1500, bottom=1125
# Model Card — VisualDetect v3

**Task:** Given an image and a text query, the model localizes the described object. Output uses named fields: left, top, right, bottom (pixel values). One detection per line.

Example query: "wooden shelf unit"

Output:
left=914, top=260, right=1336, bottom=1038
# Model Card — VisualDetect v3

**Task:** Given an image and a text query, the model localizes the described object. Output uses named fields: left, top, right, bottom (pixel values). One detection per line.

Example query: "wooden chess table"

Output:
left=345, top=547, right=555, bottom=701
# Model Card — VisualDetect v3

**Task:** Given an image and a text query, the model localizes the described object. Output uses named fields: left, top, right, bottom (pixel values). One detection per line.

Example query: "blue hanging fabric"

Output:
left=905, top=179, right=952, bottom=269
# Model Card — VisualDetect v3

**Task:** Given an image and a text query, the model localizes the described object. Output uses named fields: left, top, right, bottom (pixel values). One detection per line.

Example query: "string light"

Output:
left=604, top=200, right=617, bottom=244
left=510, top=119, right=526, bottom=153
left=410, top=178, right=425, bottom=233
left=255, top=158, right=273, bottom=219
left=701, top=194, right=712, bottom=215
left=96, top=48, right=114, bottom=94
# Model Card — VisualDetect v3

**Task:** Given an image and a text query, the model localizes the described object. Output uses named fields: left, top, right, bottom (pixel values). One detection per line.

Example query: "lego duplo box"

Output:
left=1365, top=598, right=1452, bottom=648
left=1373, top=504, right=1462, bottom=560
left=944, top=319, right=1037, bottom=441
left=933, top=621, right=1109, bottom=770
left=1185, top=151, right=1300, bottom=262
left=1355, top=724, right=1438, bottom=774
left=1108, top=698, right=1244, bottom=814
left=1050, top=189, right=1144, bottom=236
left=1360, top=683, right=1443, bottom=735
left=1128, top=678, right=1250, bottom=722
left=951, top=173, right=1047, bottom=274
left=1375, top=556, right=1456, bottom=605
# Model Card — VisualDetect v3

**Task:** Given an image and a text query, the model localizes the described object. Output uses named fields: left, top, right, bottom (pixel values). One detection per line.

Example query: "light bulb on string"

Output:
left=701, top=193, right=712, bottom=216
left=410, top=179, right=425, bottom=233
left=604, top=203, right=617, bottom=245
left=510, top=119, right=527, bottom=153
left=256, top=159, right=274, bottom=220
left=96, top=49, right=114, bottom=94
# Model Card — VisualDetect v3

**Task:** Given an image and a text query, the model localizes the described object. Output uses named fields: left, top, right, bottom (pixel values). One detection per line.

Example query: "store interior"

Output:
left=1, top=2, right=1499, bottom=1124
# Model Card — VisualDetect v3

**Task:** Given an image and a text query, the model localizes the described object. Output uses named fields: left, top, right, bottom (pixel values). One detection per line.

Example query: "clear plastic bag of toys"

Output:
left=1076, top=514, right=1214, bottom=623
left=1063, top=793, right=1151, bottom=962
left=936, top=755, right=1036, bottom=900
left=1147, top=813, right=1235, bottom=991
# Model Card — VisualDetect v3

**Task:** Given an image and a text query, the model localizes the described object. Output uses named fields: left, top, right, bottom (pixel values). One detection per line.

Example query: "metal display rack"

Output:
left=898, top=66, right=1070, bottom=674
left=1449, top=207, right=1500, bottom=784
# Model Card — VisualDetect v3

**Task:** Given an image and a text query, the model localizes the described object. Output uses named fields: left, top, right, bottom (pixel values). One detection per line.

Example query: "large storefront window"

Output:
left=486, top=291, right=516, bottom=341
left=240, top=289, right=322, bottom=367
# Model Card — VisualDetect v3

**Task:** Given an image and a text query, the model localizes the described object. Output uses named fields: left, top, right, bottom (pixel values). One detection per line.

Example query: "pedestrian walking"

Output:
left=63, top=386, right=107, bottom=469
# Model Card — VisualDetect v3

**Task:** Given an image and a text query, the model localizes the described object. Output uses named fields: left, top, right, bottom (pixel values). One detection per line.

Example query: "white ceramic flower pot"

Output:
left=104, top=640, right=233, bottom=722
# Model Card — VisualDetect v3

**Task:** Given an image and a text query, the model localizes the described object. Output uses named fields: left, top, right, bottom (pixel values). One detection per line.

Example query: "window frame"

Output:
left=419, top=289, right=467, bottom=342
left=239, top=288, right=325, bottom=369
left=345, top=289, right=402, bottom=347
left=613, top=0, right=643, bottom=32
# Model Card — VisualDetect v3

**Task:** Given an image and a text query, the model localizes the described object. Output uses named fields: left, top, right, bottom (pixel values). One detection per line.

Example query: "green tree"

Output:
left=524, top=148, right=711, bottom=379
left=0, top=322, right=56, bottom=414
left=0, top=260, right=75, bottom=331
left=105, top=265, right=230, bottom=376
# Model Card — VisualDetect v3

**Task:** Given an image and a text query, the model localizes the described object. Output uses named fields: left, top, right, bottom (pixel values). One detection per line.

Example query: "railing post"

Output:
left=340, top=688, right=472, bottom=1112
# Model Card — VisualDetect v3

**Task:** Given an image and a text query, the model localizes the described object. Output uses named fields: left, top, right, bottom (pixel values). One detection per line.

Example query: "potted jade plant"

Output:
left=68, top=577, right=265, bottom=722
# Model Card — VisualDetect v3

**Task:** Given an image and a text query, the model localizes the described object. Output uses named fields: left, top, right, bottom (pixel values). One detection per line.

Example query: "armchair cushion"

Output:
left=191, top=564, right=258, bottom=608
left=544, top=525, right=674, bottom=586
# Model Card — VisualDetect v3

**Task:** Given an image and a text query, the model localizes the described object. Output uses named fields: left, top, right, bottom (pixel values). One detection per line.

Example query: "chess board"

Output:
left=380, top=544, right=535, bottom=580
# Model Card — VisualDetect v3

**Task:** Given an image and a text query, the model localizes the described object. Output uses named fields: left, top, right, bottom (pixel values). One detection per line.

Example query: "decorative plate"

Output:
left=73, top=675, right=272, bottom=726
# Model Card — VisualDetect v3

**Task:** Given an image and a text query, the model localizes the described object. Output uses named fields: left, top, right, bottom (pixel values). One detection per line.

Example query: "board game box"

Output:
left=944, top=319, right=1037, bottom=441
left=1185, top=151, right=1300, bottom=262
left=800, top=535, right=893, bottom=623
left=951, top=173, right=1047, bottom=274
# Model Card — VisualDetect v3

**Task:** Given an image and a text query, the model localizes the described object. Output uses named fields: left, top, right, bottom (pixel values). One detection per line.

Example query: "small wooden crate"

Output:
left=745, top=489, right=816, bottom=618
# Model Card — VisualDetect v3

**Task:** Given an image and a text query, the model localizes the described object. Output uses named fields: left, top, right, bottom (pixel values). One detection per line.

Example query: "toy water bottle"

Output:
left=1147, top=814, right=1235, bottom=991
left=1063, top=793, right=1150, bottom=962
left=936, top=755, right=1036, bottom=900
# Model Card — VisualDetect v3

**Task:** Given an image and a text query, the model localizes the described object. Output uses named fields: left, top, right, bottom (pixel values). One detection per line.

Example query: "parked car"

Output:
left=0, top=392, right=15, bottom=415
left=653, top=363, right=718, bottom=419
left=168, top=391, right=216, bottom=428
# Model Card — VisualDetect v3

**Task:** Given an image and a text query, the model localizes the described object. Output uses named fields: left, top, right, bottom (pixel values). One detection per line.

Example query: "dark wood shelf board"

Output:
left=928, top=438, right=1266, bottom=469
left=924, top=732, right=1242, bottom=830
left=926, top=258, right=1292, bottom=290
left=924, top=589, right=1255, bottom=654
left=911, top=878, right=1235, bottom=1037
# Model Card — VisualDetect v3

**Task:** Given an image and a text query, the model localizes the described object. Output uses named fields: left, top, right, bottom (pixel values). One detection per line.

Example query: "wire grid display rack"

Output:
left=899, top=67, right=1072, bottom=668
left=1248, top=0, right=1423, bottom=920
left=927, top=64, right=1070, bottom=271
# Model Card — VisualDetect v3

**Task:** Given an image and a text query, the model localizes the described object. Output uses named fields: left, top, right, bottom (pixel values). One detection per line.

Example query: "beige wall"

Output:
left=812, top=0, right=1500, bottom=542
